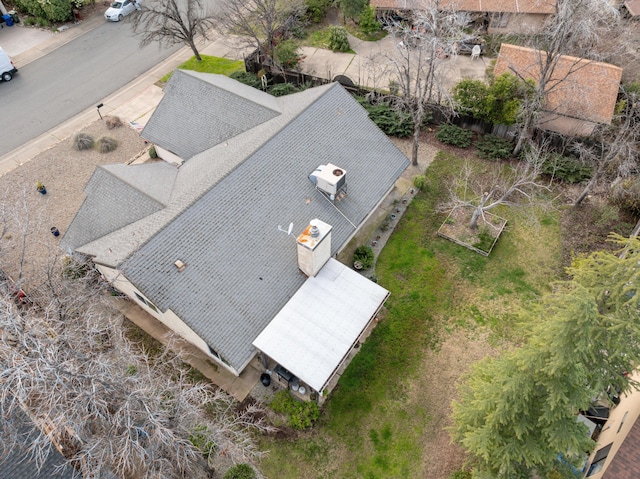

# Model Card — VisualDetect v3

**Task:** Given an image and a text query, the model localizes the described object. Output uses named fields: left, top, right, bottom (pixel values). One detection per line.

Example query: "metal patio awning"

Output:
left=253, top=258, right=389, bottom=392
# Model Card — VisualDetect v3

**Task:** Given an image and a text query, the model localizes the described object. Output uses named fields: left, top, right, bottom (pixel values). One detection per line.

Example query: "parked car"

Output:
left=104, top=0, right=139, bottom=22
left=0, top=47, right=17, bottom=82
left=457, top=38, right=486, bottom=56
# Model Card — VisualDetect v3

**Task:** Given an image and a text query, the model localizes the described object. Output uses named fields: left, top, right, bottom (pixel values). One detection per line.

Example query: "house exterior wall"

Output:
left=584, top=371, right=640, bottom=478
left=155, top=146, right=184, bottom=166
left=95, top=263, right=239, bottom=376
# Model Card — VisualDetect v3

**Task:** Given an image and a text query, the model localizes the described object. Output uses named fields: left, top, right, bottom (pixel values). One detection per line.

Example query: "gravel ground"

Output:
left=0, top=119, right=148, bottom=290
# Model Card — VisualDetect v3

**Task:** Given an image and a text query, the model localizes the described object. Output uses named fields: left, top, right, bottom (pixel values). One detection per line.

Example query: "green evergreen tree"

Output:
left=452, top=235, right=640, bottom=478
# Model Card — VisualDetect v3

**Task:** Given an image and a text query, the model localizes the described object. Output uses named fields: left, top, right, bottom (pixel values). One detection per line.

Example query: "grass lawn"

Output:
left=305, top=27, right=356, bottom=53
left=159, top=56, right=245, bottom=84
left=259, top=151, right=562, bottom=478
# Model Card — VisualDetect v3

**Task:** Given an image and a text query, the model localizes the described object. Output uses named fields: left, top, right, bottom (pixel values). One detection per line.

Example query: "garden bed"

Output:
left=437, top=207, right=507, bottom=256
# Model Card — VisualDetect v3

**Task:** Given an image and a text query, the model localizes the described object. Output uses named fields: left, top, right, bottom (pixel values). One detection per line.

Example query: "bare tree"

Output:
left=215, top=0, right=306, bottom=68
left=384, top=2, right=473, bottom=166
left=128, top=0, right=216, bottom=62
left=573, top=85, right=640, bottom=205
left=0, top=261, right=273, bottom=478
left=507, top=0, right=620, bottom=155
left=441, top=144, right=551, bottom=229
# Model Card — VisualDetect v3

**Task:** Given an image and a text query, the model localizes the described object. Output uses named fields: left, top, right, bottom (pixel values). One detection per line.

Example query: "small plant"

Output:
left=149, top=145, right=158, bottom=158
left=449, top=470, right=472, bottom=479
left=126, top=365, right=137, bottom=375
left=268, top=83, right=298, bottom=97
left=229, top=70, right=260, bottom=88
left=96, top=136, right=118, bottom=153
left=270, top=391, right=320, bottom=430
left=328, top=26, right=350, bottom=52
left=188, top=425, right=216, bottom=458
left=413, top=174, right=427, bottom=190
left=388, top=79, right=400, bottom=96
left=353, top=245, right=375, bottom=270
left=473, top=227, right=494, bottom=252
left=73, top=132, right=94, bottom=151
left=104, top=115, right=123, bottom=130
left=223, top=464, right=256, bottom=479
left=435, top=124, right=473, bottom=148
left=541, top=153, right=593, bottom=184
left=475, top=134, right=513, bottom=160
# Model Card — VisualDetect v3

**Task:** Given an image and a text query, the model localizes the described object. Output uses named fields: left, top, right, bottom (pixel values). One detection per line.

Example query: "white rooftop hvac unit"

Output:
left=309, top=163, right=346, bottom=198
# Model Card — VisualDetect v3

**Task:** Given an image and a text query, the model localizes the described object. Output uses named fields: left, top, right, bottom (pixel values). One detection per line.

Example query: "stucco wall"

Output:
left=95, top=263, right=239, bottom=376
left=584, top=371, right=640, bottom=478
left=155, top=146, right=184, bottom=166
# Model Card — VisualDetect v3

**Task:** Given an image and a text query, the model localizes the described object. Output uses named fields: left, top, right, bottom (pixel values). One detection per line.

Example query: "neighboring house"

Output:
left=494, top=43, right=623, bottom=136
left=583, top=371, right=640, bottom=478
left=0, top=408, right=75, bottom=479
left=62, top=70, right=410, bottom=401
left=371, top=0, right=556, bottom=33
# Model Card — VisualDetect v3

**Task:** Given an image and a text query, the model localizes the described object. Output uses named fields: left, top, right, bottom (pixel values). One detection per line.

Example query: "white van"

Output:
left=0, top=47, right=17, bottom=81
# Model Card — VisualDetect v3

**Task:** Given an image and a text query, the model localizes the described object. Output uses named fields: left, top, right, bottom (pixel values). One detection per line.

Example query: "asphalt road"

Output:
left=0, top=20, right=179, bottom=157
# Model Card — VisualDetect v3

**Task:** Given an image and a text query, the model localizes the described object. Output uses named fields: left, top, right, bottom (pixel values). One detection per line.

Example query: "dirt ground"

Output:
left=0, top=119, right=148, bottom=290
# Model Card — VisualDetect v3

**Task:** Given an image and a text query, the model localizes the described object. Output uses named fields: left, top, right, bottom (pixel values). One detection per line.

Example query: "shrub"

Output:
left=305, top=0, right=332, bottom=23
left=475, top=134, right=513, bottom=160
left=270, top=391, right=320, bottom=430
left=229, top=71, right=260, bottom=88
left=40, top=0, right=72, bottom=22
left=73, top=132, right=94, bottom=151
left=359, top=5, right=381, bottom=35
left=355, top=97, right=413, bottom=137
left=223, top=464, right=256, bottom=479
left=353, top=245, right=375, bottom=270
left=413, top=174, right=427, bottom=190
left=611, top=177, right=640, bottom=214
left=328, top=26, right=350, bottom=52
left=104, top=115, right=123, bottom=130
left=541, top=153, right=593, bottom=184
left=96, top=136, right=118, bottom=153
left=149, top=145, right=158, bottom=158
left=274, top=39, right=301, bottom=69
left=268, top=83, right=298, bottom=97
left=18, top=0, right=72, bottom=22
left=435, top=124, right=473, bottom=148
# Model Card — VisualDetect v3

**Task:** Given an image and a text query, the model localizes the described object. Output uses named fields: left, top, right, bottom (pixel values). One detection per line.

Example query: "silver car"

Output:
left=104, top=0, right=139, bottom=22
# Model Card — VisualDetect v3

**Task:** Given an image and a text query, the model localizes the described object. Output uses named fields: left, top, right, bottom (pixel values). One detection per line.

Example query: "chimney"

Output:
left=296, top=219, right=332, bottom=277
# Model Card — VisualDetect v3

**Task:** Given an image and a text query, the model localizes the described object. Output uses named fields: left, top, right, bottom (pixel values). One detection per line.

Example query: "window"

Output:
left=207, top=345, right=231, bottom=366
left=133, top=291, right=159, bottom=313
left=587, top=443, right=613, bottom=476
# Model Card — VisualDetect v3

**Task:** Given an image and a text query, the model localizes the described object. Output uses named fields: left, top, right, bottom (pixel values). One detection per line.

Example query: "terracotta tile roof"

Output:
left=370, top=0, right=555, bottom=14
left=494, top=43, right=622, bottom=127
left=602, top=415, right=640, bottom=478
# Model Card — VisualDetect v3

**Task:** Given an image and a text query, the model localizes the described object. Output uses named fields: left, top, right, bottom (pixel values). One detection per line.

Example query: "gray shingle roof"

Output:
left=141, top=70, right=281, bottom=160
left=61, top=163, right=176, bottom=254
left=0, top=409, right=75, bottom=479
left=69, top=75, right=409, bottom=373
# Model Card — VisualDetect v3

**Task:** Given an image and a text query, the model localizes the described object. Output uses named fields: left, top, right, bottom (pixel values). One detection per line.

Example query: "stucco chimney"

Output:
left=296, top=219, right=332, bottom=277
